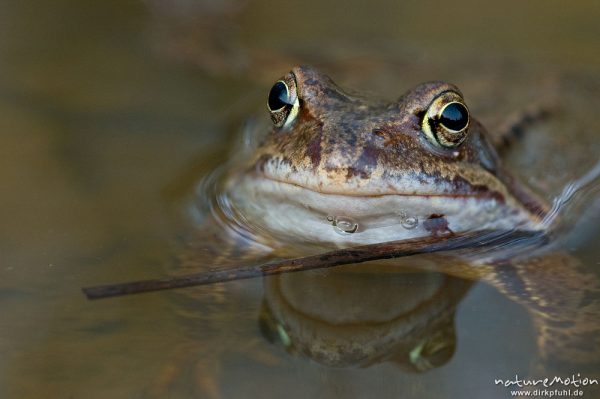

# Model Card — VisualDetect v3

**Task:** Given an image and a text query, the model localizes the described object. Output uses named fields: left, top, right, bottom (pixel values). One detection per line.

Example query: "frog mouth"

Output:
left=256, top=169, right=509, bottom=202
left=250, top=148, right=512, bottom=200
left=224, top=172, right=541, bottom=246
left=256, top=167, right=547, bottom=226
left=253, top=174, right=501, bottom=221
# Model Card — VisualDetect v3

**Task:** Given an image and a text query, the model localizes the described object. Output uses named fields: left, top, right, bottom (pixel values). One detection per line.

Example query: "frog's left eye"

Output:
left=422, top=91, right=470, bottom=148
left=267, top=76, right=300, bottom=129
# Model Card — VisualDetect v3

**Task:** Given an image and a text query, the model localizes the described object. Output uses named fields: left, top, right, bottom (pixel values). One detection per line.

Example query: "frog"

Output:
left=147, top=66, right=600, bottom=398
left=225, top=65, right=548, bottom=247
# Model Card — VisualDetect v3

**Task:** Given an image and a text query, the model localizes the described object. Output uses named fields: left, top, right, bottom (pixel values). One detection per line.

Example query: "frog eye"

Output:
left=422, top=91, right=470, bottom=148
left=267, top=76, right=300, bottom=129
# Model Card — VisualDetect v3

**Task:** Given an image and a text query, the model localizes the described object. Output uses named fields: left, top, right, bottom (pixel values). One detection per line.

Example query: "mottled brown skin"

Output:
left=253, top=66, right=544, bottom=216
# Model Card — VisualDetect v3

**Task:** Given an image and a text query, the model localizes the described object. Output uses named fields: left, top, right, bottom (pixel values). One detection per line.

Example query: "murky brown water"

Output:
left=1, top=1, right=599, bottom=398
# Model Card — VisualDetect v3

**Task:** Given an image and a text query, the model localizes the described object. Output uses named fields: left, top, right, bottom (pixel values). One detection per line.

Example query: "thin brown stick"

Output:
left=82, top=229, right=547, bottom=300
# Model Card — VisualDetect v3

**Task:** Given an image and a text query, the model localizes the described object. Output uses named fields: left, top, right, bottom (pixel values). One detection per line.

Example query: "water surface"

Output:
left=1, top=1, right=599, bottom=398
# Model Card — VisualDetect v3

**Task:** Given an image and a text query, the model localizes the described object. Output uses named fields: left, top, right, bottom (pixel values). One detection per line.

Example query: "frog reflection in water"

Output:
left=154, top=66, right=600, bottom=397
left=259, top=266, right=473, bottom=371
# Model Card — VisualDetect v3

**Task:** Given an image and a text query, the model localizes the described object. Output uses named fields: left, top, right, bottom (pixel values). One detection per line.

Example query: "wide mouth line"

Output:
left=259, top=175, right=485, bottom=200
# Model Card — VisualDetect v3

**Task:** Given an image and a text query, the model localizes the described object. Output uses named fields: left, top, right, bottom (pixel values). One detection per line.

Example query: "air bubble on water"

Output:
left=327, top=215, right=359, bottom=235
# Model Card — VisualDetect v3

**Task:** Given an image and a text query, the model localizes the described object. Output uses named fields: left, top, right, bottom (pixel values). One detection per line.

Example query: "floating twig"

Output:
left=82, top=229, right=546, bottom=300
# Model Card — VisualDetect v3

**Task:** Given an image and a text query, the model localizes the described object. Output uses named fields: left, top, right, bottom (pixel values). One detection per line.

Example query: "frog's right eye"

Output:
left=267, top=76, right=300, bottom=129
left=421, top=91, right=470, bottom=148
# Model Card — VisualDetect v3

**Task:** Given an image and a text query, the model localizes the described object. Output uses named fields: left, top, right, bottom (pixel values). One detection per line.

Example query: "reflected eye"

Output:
left=267, top=75, right=300, bottom=129
left=422, top=91, right=470, bottom=148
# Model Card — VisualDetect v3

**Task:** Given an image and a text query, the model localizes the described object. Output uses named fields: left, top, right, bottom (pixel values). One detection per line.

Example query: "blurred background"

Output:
left=0, top=1, right=599, bottom=398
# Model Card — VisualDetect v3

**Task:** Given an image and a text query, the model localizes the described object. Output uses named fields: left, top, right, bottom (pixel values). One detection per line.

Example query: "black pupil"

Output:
left=439, top=103, right=468, bottom=131
left=268, top=81, right=290, bottom=111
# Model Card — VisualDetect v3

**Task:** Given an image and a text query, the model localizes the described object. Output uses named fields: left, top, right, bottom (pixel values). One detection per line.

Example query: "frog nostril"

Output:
left=372, top=129, right=385, bottom=137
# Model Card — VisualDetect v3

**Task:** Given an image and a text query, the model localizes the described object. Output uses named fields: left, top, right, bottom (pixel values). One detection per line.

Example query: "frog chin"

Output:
left=225, top=174, right=541, bottom=248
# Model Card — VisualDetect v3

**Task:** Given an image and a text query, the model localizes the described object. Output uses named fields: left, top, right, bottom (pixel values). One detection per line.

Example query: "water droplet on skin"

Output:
left=401, top=216, right=419, bottom=230
left=328, top=216, right=359, bottom=235
left=397, top=210, right=418, bottom=230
